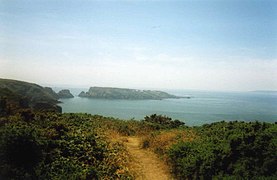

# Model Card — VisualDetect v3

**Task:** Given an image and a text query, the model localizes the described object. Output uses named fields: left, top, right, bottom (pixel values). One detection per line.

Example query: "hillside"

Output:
left=0, top=112, right=276, bottom=179
left=0, top=78, right=61, bottom=114
left=79, top=86, right=185, bottom=100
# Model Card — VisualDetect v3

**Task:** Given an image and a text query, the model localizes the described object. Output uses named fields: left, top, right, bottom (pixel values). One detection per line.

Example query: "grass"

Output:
left=141, top=128, right=197, bottom=157
left=1, top=112, right=276, bottom=179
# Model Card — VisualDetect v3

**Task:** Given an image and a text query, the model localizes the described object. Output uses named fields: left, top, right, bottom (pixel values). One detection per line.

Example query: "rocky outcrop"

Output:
left=57, top=89, right=74, bottom=98
left=78, top=91, right=87, bottom=97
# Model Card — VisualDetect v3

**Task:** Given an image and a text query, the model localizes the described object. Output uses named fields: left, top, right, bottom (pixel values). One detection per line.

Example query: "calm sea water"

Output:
left=59, top=90, right=277, bottom=126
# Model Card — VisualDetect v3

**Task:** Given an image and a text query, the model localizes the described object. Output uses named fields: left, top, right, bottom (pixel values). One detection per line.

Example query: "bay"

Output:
left=59, top=90, right=277, bottom=126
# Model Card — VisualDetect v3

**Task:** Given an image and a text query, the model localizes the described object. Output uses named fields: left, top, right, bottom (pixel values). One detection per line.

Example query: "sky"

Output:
left=0, top=0, right=276, bottom=91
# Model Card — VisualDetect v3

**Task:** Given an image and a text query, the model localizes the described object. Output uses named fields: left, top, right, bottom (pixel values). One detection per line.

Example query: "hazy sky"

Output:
left=0, top=0, right=276, bottom=91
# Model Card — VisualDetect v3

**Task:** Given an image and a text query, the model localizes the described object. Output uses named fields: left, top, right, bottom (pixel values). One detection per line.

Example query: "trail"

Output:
left=124, top=137, right=171, bottom=180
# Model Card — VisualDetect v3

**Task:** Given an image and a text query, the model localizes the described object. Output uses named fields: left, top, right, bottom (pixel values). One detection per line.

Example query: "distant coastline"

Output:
left=252, top=90, right=277, bottom=93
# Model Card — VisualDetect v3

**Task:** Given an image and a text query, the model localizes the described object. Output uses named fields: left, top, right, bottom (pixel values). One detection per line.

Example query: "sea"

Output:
left=57, top=89, right=277, bottom=126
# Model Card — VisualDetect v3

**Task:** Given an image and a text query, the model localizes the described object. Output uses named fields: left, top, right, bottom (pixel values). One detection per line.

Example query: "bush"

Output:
left=0, top=113, right=134, bottom=179
left=168, top=121, right=277, bottom=179
left=144, top=114, right=185, bottom=129
left=0, top=123, right=45, bottom=178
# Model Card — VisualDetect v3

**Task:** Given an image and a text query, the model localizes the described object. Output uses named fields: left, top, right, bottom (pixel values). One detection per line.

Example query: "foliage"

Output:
left=168, top=121, right=277, bottom=179
left=1, top=110, right=276, bottom=179
left=0, top=113, right=133, bottom=179
left=143, top=114, right=185, bottom=129
left=0, top=122, right=45, bottom=178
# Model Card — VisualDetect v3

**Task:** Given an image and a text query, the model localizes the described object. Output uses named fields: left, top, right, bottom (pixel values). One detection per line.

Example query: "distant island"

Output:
left=78, top=86, right=188, bottom=100
left=57, top=89, right=74, bottom=98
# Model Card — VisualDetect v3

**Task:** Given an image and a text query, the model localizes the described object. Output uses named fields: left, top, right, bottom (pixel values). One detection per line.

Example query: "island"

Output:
left=78, top=86, right=188, bottom=100
left=57, top=89, right=74, bottom=98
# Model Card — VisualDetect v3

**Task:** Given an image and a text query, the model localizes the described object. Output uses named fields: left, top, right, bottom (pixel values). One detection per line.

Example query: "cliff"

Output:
left=0, top=78, right=62, bottom=114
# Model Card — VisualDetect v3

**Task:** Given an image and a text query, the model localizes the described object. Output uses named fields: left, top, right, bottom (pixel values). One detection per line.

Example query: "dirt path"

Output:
left=124, top=137, right=171, bottom=180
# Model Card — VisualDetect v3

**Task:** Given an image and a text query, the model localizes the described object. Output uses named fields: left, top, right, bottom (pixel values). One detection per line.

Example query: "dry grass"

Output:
left=99, top=120, right=198, bottom=179
left=142, top=129, right=197, bottom=156
left=123, top=137, right=172, bottom=180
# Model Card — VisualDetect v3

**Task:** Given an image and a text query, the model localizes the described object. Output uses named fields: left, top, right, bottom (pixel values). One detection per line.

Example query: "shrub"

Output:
left=168, top=121, right=277, bottom=179
left=144, top=114, right=185, bottom=129
left=0, top=123, right=45, bottom=178
left=0, top=113, right=134, bottom=179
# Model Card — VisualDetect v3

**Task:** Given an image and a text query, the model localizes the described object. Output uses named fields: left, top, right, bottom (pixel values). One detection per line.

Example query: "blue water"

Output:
left=59, top=90, right=277, bottom=126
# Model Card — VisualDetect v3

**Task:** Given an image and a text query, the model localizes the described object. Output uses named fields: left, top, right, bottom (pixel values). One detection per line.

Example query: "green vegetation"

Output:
left=0, top=113, right=134, bottom=179
left=164, top=121, right=276, bottom=179
left=78, top=86, right=185, bottom=100
left=1, top=110, right=275, bottom=179
left=144, top=114, right=185, bottom=129
left=141, top=119, right=277, bottom=179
